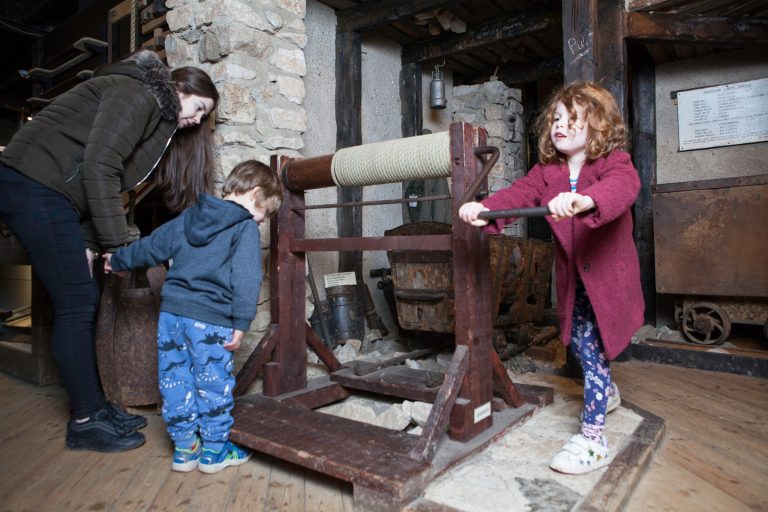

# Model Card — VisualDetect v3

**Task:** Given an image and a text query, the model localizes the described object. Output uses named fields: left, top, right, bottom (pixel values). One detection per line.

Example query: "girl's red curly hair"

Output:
left=534, top=81, right=628, bottom=164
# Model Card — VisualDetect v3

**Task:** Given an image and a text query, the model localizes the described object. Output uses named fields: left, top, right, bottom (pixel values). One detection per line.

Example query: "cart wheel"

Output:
left=681, top=302, right=731, bottom=345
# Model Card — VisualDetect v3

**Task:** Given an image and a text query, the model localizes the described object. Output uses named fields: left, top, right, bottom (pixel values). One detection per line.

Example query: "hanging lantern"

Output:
left=429, top=62, right=446, bottom=110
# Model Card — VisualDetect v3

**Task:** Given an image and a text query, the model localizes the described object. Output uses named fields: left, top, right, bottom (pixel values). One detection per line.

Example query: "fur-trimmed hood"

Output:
left=95, top=50, right=180, bottom=120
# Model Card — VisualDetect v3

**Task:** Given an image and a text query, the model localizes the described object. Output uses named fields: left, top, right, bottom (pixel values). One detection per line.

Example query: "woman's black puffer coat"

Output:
left=0, top=50, right=180, bottom=250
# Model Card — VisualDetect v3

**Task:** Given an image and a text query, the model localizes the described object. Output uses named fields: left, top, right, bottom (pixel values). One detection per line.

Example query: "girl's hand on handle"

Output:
left=547, top=192, right=595, bottom=221
left=459, top=202, right=490, bottom=227
left=224, top=329, right=244, bottom=351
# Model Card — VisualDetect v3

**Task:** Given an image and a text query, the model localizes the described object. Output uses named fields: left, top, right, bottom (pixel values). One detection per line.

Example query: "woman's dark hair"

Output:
left=156, top=67, right=220, bottom=212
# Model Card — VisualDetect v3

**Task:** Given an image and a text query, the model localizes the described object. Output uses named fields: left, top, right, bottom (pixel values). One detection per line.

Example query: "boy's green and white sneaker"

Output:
left=579, top=382, right=621, bottom=422
left=198, top=441, right=251, bottom=474
left=172, top=438, right=202, bottom=472
left=550, top=434, right=610, bottom=475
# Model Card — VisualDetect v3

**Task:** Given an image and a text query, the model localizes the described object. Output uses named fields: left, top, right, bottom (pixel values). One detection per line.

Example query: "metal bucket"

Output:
left=327, top=284, right=363, bottom=343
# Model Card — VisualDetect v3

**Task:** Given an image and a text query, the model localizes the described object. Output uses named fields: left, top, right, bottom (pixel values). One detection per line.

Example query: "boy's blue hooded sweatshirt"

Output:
left=109, top=193, right=262, bottom=331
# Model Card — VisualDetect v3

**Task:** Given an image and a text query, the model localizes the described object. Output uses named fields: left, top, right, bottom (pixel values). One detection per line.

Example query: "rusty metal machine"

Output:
left=653, top=174, right=768, bottom=345
left=230, top=123, right=552, bottom=511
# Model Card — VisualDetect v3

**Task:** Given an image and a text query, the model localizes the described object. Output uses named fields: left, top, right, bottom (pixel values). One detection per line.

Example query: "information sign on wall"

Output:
left=677, top=78, right=768, bottom=151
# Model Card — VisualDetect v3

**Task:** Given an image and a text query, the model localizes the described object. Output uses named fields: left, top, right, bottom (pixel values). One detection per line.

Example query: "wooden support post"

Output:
left=305, top=324, right=342, bottom=372
left=400, top=61, right=422, bottom=138
left=233, top=324, right=278, bottom=397
left=561, top=0, right=628, bottom=120
left=630, top=45, right=657, bottom=325
left=596, top=0, right=628, bottom=120
left=448, top=123, right=494, bottom=442
left=490, top=349, right=525, bottom=408
left=265, top=155, right=307, bottom=396
left=561, top=0, right=597, bottom=83
left=335, top=29, right=365, bottom=331
left=400, top=61, right=423, bottom=223
left=410, top=345, right=468, bottom=462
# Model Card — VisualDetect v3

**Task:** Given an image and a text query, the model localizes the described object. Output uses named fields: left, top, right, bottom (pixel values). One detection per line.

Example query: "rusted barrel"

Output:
left=95, top=266, right=165, bottom=407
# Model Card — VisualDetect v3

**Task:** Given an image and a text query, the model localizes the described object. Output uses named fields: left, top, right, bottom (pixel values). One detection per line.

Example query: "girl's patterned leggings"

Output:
left=570, top=281, right=611, bottom=443
left=157, top=312, right=235, bottom=453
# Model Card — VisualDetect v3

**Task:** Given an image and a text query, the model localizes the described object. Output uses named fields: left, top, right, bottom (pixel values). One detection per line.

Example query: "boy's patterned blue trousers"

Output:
left=157, top=311, right=235, bottom=452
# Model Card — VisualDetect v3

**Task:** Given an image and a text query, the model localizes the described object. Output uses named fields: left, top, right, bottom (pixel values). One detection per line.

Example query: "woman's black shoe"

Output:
left=106, top=402, right=148, bottom=431
left=66, top=406, right=145, bottom=452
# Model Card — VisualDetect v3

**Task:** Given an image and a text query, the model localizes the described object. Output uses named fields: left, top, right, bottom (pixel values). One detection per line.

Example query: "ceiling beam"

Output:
left=626, top=11, right=768, bottom=47
left=337, top=0, right=455, bottom=33
left=626, top=0, right=690, bottom=10
left=402, top=9, right=560, bottom=64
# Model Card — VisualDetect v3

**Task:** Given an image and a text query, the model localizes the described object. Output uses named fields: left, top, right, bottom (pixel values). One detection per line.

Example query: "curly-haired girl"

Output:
left=459, top=81, right=644, bottom=474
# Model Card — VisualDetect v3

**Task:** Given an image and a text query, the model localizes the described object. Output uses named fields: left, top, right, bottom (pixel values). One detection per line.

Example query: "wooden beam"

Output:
left=335, top=30, right=365, bottom=333
left=409, top=345, right=468, bottom=462
left=626, top=12, right=768, bottom=47
left=233, top=324, right=278, bottom=397
left=269, top=155, right=309, bottom=396
left=561, top=0, right=597, bottom=82
left=596, top=0, right=628, bottom=120
left=629, top=44, right=657, bottom=327
left=337, top=0, right=454, bottom=33
left=562, top=0, right=628, bottom=121
left=305, top=324, right=342, bottom=372
left=402, top=9, right=559, bottom=64
left=627, top=0, right=690, bottom=10
left=400, top=62, right=422, bottom=137
left=400, top=61, right=422, bottom=224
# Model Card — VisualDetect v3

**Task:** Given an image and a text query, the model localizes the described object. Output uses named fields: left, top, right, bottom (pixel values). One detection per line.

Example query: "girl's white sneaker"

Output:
left=549, top=434, right=610, bottom=474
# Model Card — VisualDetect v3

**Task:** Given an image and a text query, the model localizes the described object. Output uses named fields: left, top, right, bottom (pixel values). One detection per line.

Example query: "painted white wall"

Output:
left=304, top=0, right=338, bottom=296
left=304, top=2, right=406, bottom=333
left=655, top=49, right=768, bottom=184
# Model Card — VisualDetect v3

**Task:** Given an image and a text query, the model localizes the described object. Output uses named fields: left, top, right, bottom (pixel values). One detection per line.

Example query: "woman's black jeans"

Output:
left=0, top=164, right=105, bottom=418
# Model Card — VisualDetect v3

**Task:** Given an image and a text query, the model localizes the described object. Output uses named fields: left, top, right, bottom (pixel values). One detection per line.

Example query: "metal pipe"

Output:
left=477, top=206, right=551, bottom=220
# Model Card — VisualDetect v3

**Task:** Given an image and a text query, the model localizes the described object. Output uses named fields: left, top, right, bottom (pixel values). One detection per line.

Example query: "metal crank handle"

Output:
left=477, top=206, right=551, bottom=220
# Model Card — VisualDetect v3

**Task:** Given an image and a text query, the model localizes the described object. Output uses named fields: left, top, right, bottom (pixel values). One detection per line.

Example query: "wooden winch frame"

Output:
left=230, top=122, right=552, bottom=510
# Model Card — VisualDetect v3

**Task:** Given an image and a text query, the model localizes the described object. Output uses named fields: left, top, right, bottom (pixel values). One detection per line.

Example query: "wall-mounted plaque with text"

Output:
left=677, top=78, right=768, bottom=151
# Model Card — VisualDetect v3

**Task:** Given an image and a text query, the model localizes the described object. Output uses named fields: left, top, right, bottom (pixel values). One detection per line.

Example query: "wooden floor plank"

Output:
left=264, top=459, right=306, bottom=511
left=624, top=454, right=755, bottom=512
left=110, top=452, right=173, bottom=511
left=304, top=471, right=350, bottom=512
left=614, top=361, right=768, bottom=512
left=223, top=452, right=272, bottom=511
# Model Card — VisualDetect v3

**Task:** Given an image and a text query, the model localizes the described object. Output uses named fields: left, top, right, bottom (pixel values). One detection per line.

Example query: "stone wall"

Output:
left=451, top=79, right=527, bottom=237
left=164, top=0, right=309, bottom=367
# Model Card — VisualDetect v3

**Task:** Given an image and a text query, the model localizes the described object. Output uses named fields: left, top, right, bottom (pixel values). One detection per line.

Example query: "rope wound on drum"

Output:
left=330, top=131, right=451, bottom=187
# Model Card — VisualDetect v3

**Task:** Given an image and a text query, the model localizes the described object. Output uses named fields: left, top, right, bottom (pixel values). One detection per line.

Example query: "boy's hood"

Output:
left=184, top=194, right=253, bottom=246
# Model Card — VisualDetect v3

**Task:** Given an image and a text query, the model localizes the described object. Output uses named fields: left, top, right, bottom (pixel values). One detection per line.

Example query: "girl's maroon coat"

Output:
left=481, top=150, right=644, bottom=360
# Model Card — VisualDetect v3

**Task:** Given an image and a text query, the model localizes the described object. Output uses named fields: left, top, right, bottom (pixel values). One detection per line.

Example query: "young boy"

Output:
left=105, top=160, right=283, bottom=473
